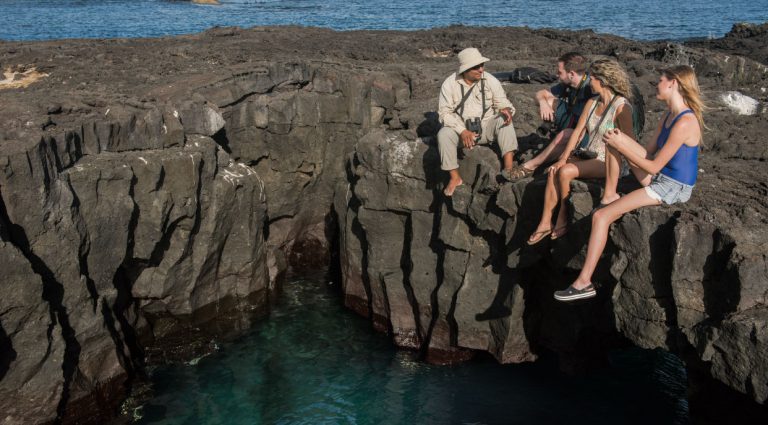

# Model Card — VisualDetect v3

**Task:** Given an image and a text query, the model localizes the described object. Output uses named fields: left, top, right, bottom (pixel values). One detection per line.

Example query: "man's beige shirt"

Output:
left=438, top=72, right=515, bottom=134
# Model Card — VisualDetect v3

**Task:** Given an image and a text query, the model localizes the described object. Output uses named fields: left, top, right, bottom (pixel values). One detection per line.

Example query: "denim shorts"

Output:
left=645, top=173, right=694, bottom=205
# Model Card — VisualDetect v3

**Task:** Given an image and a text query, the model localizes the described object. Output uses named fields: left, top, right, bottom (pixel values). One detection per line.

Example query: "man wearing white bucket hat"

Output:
left=437, top=47, right=517, bottom=196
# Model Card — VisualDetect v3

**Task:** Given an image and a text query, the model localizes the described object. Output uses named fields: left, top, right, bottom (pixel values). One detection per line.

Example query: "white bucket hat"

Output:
left=457, top=48, right=490, bottom=74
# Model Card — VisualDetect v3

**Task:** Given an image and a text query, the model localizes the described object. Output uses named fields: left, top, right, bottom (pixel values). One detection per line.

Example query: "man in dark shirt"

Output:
left=503, top=52, right=593, bottom=180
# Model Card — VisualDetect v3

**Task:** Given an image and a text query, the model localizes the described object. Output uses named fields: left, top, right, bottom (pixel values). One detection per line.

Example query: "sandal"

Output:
left=554, top=283, right=597, bottom=302
left=526, top=228, right=552, bottom=245
left=500, top=165, right=534, bottom=182
left=550, top=225, right=568, bottom=240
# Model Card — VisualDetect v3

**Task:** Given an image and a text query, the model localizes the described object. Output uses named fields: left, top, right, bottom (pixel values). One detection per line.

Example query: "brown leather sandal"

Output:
left=501, top=165, right=534, bottom=182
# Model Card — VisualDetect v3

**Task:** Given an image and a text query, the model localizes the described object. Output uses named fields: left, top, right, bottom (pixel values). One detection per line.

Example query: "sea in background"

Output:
left=131, top=276, right=690, bottom=425
left=0, top=0, right=767, bottom=42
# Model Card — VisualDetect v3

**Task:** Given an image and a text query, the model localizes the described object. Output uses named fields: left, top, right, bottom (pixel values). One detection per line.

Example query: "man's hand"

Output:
left=539, top=100, right=554, bottom=122
left=499, top=107, right=513, bottom=126
left=460, top=129, right=478, bottom=149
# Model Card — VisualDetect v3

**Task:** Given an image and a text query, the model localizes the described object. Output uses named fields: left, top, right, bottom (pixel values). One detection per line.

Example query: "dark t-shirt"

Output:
left=549, top=76, right=594, bottom=131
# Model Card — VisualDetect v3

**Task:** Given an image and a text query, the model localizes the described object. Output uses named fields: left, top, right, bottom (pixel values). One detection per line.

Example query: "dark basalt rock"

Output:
left=0, top=25, right=766, bottom=423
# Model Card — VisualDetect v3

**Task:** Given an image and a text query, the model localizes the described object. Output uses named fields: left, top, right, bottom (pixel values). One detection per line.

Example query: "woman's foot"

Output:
left=550, top=224, right=568, bottom=240
left=443, top=178, right=463, bottom=197
left=527, top=227, right=552, bottom=245
left=554, top=282, right=596, bottom=301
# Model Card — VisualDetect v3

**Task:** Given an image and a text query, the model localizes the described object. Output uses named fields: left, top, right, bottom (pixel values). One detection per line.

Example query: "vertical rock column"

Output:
left=339, top=130, right=538, bottom=363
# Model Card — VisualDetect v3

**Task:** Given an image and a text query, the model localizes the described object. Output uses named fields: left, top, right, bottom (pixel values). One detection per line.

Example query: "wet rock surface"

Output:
left=0, top=25, right=766, bottom=423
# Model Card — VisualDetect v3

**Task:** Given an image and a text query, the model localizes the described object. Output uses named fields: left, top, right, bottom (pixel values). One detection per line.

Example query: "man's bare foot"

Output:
left=443, top=178, right=463, bottom=197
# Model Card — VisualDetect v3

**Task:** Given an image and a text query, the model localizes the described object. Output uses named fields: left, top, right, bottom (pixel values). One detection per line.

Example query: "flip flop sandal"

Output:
left=526, top=228, right=552, bottom=245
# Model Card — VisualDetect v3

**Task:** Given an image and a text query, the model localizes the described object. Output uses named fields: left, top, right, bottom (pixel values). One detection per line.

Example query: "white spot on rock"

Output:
left=720, top=91, right=760, bottom=115
left=205, top=106, right=225, bottom=134
left=138, top=156, right=148, bottom=165
left=386, top=135, right=414, bottom=177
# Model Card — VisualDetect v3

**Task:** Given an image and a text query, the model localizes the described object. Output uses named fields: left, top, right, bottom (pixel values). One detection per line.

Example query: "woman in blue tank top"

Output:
left=555, top=65, right=704, bottom=302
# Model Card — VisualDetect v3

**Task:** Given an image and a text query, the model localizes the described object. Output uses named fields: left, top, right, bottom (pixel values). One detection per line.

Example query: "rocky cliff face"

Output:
left=0, top=54, right=408, bottom=422
left=0, top=102, right=269, bottom=422
left=0, top=25, right=766, bottom=423
left=328, top=26, right=768, bottom=408
left=337, top=129, right=768, bottom=406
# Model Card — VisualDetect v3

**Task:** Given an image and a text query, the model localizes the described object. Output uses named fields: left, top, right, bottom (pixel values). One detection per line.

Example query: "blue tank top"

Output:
left=656, top=109, right=699, bottom=185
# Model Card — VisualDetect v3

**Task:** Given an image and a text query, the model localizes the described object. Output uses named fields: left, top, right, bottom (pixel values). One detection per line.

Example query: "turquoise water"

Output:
left=0, top=0, right=767, bottom=41
left=133, top=275, right=689, bottom=425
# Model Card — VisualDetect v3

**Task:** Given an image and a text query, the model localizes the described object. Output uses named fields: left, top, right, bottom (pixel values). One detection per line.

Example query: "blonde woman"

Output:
left=555, top=65, right=704, bottom=301
left=527, top=59, right=634, bottom=244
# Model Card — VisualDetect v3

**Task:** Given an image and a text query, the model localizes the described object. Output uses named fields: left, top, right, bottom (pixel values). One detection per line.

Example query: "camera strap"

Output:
left=574, top=94, right=617, bottom=151
left=454, top=84, right=475, bottom=118
left=454, top=79, right=488, bottom=119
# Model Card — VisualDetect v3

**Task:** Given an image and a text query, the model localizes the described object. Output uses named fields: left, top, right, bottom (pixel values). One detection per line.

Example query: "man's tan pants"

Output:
left=437, top=116, right=518, bottom=170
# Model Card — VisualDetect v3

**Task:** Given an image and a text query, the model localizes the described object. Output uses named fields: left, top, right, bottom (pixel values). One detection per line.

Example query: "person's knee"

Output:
left=592, top=209, right=614, bottom=227
left=558, top=164, right=578, bottom=180
left=437, top=127, right=459, bottom=151
left=592, top=209, right=606, bottom=225
left=437, top=127, right=458, bottom=145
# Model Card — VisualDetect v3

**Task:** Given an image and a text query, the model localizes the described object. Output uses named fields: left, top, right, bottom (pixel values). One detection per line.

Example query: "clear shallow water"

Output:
left=0, top=0, right=766, bottom=41
left=134, top=275, right=689, bottom=425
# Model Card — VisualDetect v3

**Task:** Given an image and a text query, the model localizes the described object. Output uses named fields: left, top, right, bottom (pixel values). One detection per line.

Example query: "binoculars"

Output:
left=465, top=117, right=482, bottom=136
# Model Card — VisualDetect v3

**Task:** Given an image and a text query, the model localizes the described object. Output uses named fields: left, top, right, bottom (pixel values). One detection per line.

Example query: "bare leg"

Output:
left=602, top=145, right=622, bottom=205
left=444, top=169, right=463, bottom=196
left=624, top=147, right=654, bottom=187
left=523, top=129, right=573, bottom=171
left=529, top=167, right=559, bottom=241
left=571, top=188, right=661, bottom=289
left=553, top=159, right=605, bottom=236
left=611, top=137, right=655, bottom=187
left=502, top=150, right=514, bottom=171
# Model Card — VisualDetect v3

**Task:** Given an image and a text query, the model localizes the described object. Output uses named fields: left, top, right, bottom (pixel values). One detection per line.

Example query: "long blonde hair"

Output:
left=662, top=65, right=706, bottom=130
left=589, top=59, right=633, bottom=101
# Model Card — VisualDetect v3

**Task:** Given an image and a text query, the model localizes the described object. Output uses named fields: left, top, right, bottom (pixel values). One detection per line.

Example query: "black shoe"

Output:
left=554, top=284, right=596, bottom=302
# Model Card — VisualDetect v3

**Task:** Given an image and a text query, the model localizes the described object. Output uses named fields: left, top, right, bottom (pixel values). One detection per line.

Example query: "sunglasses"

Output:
left=469, top=63, right=485, bottom=71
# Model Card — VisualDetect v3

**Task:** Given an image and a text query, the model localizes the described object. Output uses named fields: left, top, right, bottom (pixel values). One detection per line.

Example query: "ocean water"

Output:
left=131, top=275, right=689, bottom=425
left=0, top=0, right=766, bottom=41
